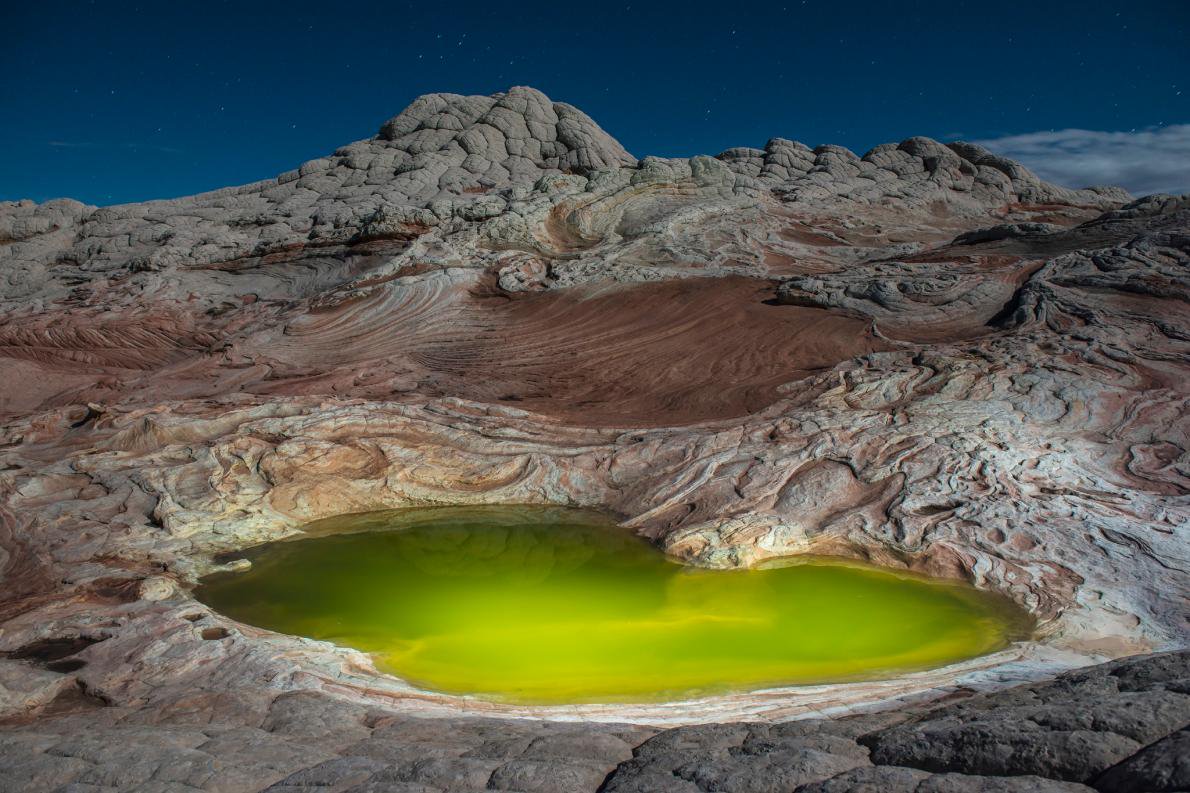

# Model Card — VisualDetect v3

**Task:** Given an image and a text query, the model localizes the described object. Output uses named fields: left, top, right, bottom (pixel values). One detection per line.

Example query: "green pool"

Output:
left=195, top=506, right=1030, bottom=704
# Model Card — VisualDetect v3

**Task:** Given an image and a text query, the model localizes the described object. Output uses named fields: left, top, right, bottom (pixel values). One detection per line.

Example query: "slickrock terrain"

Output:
left=1, top=86, right=1187, bottom=791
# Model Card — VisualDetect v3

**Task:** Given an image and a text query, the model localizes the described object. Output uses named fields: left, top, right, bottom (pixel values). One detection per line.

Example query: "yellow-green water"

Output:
left=195, top=506, right=1030, bottom=704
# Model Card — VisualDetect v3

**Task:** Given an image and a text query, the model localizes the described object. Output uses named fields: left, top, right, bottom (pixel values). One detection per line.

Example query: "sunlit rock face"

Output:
left=0, top=87, right=1186, bottom=789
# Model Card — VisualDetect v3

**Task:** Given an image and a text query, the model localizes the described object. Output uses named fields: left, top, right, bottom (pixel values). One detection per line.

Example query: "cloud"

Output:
left=971, top=125, right=1190, bottom=197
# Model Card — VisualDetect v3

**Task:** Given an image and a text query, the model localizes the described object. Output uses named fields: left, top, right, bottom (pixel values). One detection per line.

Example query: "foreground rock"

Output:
left=0, top=87, right=1186, bottom=789
left=604, top=651, right=1190, bottom=793
left=2, top=651, right=1185, bottom=791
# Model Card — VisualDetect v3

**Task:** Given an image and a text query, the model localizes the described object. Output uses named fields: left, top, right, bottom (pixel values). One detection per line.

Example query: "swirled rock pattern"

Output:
left=0, top=87, right=1186, bottom=790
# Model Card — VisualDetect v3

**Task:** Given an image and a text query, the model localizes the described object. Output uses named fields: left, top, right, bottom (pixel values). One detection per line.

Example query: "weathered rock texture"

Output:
left=1, top=648, right=1186, bottom=791
left=605, top=651, right=1190, bottom=793
left=0, top=87, right=1187, bottom=789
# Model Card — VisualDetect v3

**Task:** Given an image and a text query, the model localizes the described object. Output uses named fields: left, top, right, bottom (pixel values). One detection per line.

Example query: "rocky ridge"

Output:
left=0, top=87, right=1187, bottom=790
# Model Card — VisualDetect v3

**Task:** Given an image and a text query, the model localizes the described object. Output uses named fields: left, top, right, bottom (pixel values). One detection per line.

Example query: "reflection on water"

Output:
left=196, top=506, right=1032, bottom=704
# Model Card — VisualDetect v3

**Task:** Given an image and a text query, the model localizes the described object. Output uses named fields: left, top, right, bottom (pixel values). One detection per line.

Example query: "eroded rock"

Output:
left=0, top=86, right=1186, bottom=791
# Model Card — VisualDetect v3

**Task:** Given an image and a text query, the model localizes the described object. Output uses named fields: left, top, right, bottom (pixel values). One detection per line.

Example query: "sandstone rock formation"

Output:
left=0, top=87, right=1186, bottom=790
left=2, top=647, right=1186, bottom=791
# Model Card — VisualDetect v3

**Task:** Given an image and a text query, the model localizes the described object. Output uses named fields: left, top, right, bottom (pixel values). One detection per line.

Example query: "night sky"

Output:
left=3, top=0, right=1187, bottom=206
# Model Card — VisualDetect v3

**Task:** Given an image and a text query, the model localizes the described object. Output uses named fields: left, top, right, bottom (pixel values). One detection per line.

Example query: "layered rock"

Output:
left=0, top=87, right=1186, bottom=789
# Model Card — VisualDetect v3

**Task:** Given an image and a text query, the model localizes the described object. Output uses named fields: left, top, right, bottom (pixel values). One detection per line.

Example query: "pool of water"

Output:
left=195, top=506, right=1031, bottom=704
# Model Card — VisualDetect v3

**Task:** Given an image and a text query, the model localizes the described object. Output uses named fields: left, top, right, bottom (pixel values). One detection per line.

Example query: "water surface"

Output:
left=196, top=506, right=1030, bottom=704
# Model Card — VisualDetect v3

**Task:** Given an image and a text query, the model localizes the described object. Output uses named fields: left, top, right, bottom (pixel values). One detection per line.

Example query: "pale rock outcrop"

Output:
left=0, top=87, right=1186, bottom=791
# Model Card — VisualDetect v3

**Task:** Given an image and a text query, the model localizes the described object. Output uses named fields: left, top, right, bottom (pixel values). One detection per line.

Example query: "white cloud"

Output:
left=972, top=125, right=1190, bottom=197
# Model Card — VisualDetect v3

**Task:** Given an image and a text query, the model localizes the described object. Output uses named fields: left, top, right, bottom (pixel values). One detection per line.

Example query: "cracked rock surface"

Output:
left=2, top=651, right=1186, bottom=792
left=0, top=87, right=1187, bottom=790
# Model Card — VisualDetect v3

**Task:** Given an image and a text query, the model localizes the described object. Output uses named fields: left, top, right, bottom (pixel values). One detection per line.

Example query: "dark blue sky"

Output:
left=3, top=0, right=1186, bottom=206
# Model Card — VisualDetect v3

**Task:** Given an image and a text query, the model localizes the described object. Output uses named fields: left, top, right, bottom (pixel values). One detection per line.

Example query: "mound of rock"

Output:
left=0, top=87, right=1186, bottom=792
